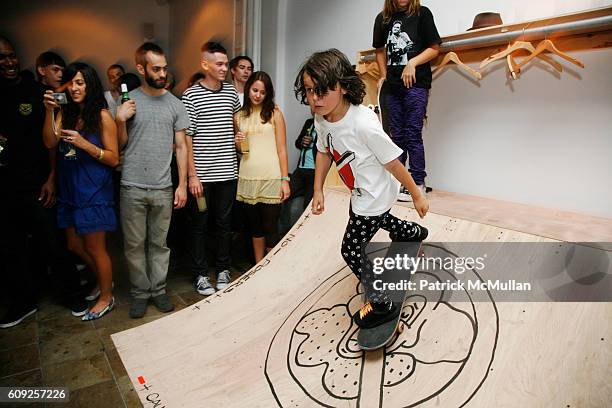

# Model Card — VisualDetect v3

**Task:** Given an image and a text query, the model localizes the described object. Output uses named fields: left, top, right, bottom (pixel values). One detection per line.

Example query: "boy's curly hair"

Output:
left=294, top=49, right=365, bottom=106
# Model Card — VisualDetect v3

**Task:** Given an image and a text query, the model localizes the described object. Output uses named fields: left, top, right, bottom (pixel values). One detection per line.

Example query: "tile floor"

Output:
left=0, top=230, right=255, bottom=408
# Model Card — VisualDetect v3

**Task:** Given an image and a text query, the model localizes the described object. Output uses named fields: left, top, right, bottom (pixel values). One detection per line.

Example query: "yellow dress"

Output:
left=236, top=107, right=282, bottom=205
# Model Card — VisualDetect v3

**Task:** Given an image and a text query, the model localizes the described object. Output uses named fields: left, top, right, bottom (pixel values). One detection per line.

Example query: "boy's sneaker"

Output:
left=0, top=305, right=38, bottom=329
left=196, top=275, right=215, bottom=296
left=390, top=223, right=428, bottom=242
left=397, top=187, right=411, bottom=202
left=353, top=301, right=399, bottom=329
left=216, top=270, right=231, bottom=290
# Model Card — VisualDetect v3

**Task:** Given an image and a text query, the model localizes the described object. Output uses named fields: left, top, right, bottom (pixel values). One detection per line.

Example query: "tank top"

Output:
left=236, top=107, right=282, bottom=205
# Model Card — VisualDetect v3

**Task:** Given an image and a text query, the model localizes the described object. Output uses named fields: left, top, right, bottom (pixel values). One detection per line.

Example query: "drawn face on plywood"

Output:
left=265, top=244, right=499, bottom=407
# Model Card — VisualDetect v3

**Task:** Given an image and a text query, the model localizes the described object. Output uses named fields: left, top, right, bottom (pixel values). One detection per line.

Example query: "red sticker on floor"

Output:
left=138, top=376, right=145, bottom=384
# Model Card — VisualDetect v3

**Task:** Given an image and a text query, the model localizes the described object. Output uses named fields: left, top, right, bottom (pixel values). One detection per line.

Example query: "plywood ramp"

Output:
left=112, top=188, right=611, bottom=407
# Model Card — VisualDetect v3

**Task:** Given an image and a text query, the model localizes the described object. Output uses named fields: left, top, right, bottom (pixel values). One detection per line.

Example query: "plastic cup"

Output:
left=240, top=134, right=250, bottom=154
left=196, top=195, right=207, bottom=212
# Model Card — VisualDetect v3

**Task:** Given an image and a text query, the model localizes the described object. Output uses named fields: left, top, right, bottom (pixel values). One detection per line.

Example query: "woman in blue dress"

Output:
left=43, top=62, right=119, bottom=321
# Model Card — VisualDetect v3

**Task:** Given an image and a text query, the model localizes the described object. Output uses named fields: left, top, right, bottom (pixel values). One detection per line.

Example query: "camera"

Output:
left=52, top=92, right=68, bottom=105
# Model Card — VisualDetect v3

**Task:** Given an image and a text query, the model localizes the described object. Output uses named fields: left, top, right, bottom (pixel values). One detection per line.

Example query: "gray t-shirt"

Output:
left=121, top=87, right=190, bottom=189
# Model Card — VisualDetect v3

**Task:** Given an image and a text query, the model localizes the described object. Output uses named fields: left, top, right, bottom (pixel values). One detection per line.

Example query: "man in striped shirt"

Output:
left=182, top=42, right=241, bottom=296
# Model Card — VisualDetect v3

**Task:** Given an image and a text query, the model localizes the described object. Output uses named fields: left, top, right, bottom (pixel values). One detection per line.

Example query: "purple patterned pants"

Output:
left=384, top=86, right=429, bottom=185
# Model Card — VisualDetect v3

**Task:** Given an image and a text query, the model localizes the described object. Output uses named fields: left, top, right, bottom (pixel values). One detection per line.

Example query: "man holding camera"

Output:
left=0, top=36, right=85, bottom=328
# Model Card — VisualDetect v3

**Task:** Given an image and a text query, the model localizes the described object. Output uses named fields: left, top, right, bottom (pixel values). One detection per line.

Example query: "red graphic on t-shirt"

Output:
left=325, top=132, right=356, bottom=191
left=329, top=148, right=355, bottom=190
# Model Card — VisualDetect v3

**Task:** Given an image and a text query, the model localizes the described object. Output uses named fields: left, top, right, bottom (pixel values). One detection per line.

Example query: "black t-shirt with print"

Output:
left=372, top=6, right=441, bottom=89
left=0, top=73, right=50, bottom=191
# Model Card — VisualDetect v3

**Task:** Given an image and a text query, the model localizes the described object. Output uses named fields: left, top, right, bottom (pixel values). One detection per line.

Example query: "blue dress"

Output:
left=56, top=131, right=116, bottom=234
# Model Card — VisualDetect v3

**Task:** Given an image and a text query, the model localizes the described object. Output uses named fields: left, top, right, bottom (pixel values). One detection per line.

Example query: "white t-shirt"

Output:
left=315, top=104, right=402, bottom=216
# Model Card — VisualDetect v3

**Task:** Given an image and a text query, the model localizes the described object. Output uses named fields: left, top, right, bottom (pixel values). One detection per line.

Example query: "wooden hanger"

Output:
left=480, top=41, right=562, bottom=72
left=507, top=54, right=520, bottom=80
left=432, top=51, right=482, bottom=80
left=516, top=39, right=585, bottom=70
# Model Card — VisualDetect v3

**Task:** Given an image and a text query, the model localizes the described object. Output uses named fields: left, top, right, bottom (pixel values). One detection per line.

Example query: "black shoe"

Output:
left=129, top=298, right=148, bottom=319
left=353, top=301, right=399, bottom=329
left=0, top=305, right=38, bottom=329
left=66, top=297, right=88, bottom=317
left=151, top=293, right=174, bottom=313
left=390, top=224, right=428, bottom=242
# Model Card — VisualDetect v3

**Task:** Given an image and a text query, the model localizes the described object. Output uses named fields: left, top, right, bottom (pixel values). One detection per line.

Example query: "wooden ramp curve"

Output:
left=112, top=188, right=612, bottom=407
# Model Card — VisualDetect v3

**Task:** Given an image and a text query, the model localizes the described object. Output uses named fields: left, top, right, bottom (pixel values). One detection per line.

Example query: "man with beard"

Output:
left=0, top=36, right=85, bottom=328
left=182, top=42, right=240, bottom=296
left=115, top=42, right=190, bottom=318
left=229, top=55, right=253, bottom=106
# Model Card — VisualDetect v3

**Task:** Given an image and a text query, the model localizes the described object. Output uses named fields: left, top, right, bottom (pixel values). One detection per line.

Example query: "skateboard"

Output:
left=357, top=241, right=421, bottom=351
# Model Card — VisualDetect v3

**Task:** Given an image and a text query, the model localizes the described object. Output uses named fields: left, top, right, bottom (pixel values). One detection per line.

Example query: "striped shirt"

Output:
left=182, top=82, right=241, bottom=182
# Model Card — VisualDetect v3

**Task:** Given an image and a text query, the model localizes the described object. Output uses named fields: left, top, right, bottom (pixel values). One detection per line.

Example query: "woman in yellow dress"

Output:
left=234, top=71, right=290, bottom=262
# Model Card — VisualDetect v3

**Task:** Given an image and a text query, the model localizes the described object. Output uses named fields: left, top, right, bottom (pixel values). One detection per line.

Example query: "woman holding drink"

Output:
left=42, top=62, right=119, bottom=321
left=234, top=71, right=290, bottom=262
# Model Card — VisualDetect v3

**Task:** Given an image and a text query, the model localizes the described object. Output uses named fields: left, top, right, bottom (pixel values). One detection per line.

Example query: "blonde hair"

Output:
left=382, top=0, right=421, bottom=24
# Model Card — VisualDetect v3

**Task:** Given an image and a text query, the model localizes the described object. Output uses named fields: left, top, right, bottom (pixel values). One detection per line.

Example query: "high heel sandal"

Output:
left=82, top=297, right=115, bottom=321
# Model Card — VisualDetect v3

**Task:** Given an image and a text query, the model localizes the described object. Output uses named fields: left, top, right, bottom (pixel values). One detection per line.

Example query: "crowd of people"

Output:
left=0, top=38, right=296, bottom=326
left=1, top=0, right=440, bottom=330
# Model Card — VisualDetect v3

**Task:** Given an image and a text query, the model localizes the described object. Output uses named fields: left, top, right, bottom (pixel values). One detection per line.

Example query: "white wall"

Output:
left=1, top=0, right=170, bottom=88
left=268, top=0, right=612, bottom=218
left=169, top=0, right=235, bottom=94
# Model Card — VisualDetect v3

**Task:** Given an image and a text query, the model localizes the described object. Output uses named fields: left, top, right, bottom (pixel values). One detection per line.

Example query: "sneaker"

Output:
left=415, top=184, right=427, bottom=199
left=397, top=187, right=411, bottom=202
left=68, top=297, right=89, bottom=317
left=216, top=270, right=231, bottom=290
left=151, top=293, right=174, bottom=313
left=195, top=275, right=215, bottom=296
left=398, top=185, right=426, bottom=203
left=352, top=301, right=399, bottom=329
left=0, top=306, right=38, bottom=329
left=390, top=223, right=429, bottom=242
left=129, top=298, right=148, bottom=319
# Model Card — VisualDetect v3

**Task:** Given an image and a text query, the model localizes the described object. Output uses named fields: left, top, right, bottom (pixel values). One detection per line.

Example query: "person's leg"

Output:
left=343, top=209, right=404, bottom=328
left=384, top=87, right=409, bottom=165
left=36, top=204, right=81, bottom=306
left=0, top=190, right=38, bottom=325
left=82, top=231, right=113, bottom=314
left=188, top=193, right=209, bottom=281
left=146, top=187, right=173, bottom=297
left=261, top=203, right=282, bottom=252
left=120, top=186, right=150, bottom=300
left=65, top=227, right=97, bottom=294
left=402, top=87, right=429, bottom=186
left=340, top=209, right=389, bottom=304
left=213, top=180, right=237, bottom=272
left=243, top=203, right=265, bottom=263
left=252, top=237, right=266, bottom=263
left=379, top=211, right=429, bottom=242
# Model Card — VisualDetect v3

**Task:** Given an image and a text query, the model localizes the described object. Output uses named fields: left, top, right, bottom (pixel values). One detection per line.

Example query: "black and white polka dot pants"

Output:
left=341, top=207, right=421, bottom=304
